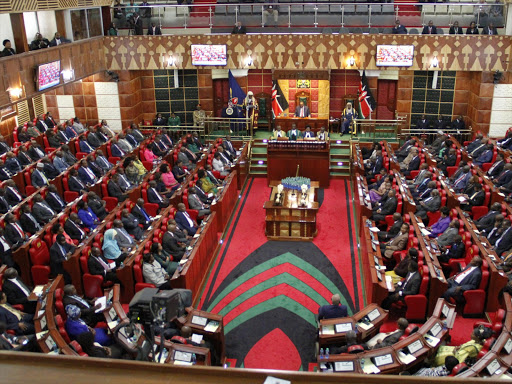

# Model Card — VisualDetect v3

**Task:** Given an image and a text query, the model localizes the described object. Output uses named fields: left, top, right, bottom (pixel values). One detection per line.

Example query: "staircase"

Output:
left=190, top=0, right=216, bottom=17
left=329, top=139, right=351, bottom=177
left=249, top=138, right=267, bottom=175
left=393, top=0, right=421, bottom=17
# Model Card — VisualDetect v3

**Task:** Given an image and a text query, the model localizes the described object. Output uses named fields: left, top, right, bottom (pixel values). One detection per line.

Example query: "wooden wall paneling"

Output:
left=55, top=10, right=66, bottom=38
left=9, top=13, right=28, bottom=54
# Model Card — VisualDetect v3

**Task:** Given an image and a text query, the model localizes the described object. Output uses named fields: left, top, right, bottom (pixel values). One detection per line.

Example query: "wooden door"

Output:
left=376, top=79, right=397, bottom=120
left=213, top=79, right=229, bottom=117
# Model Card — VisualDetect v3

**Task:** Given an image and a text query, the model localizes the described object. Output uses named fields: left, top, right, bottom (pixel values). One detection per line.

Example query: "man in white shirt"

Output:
left=212, top=152, right=229, bottom=177
left=142, top=253, right=172, bottom=289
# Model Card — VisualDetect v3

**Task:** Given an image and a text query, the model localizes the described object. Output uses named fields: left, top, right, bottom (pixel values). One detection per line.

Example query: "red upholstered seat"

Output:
left=450, top=363, right=469, bottom=376
left=56, top=314, right=71, bottom=344
left=103, top=197, right=119, bottom=212
left=69, top=340, right=88, bottom=356
left=463, top=260, right=489, bottom=317
left=133, top=255, right=156, bottom=292
left=82, top=274, right=104, bottom=299
left=347, top=345, right=365, bottom=354
left=54, top=288, right=66, bottom=319
left=403, top=265, right=429, bottom=321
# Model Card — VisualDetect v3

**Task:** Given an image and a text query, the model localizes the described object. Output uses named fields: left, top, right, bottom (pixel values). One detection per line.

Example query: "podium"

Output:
left=264, top=180, right=319, bottom=241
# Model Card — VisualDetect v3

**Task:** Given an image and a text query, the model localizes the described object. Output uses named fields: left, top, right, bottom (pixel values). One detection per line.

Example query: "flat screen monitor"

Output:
left=37, top=60, right=61, bottom=91
left=376, top=45, right=414, bottom=67
left=191, top=45, right=227, bottom=66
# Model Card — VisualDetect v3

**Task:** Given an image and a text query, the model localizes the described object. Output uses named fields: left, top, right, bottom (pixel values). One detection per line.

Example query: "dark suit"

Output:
left=482, top=26, right=498, bottom=35
left=78, top=167, right=97, bottom=185
left=87, top=160, right=103, bottom=178
left=64, top=219, right=86, bottom=241
left=496, top=170, right=512, bottom=187
left=5, top=158, right=22, bottom=174
left=372, top=196, right=398, bottom=222
left=79, top=140, right=94, bottom=153
left=462, top=190, right=485, bottom=211
left=231, top=25, right=247, bottom=34
left=378, top=219, right=403, bottom=242
left=49, top=242, right=74, bottom=283
left=133, top=16, right=143, bottom=35
left=88, top=199, right=107, bottom=220
left=132, top=204, right=152, bottom=229
left=392, top=25, right=407, bottom=34
left=466, top=27, right=479, bottom=35
left=442, top=266, right=482, bottom=302
left=438, top=241, right=465, bottom=263
left=108, top=180, right=127, bottom=202
left=5, top=187, right=24, bottom=206
left=415, top=196, right=441, bottom=221
left=383, top=232, right=409, bottom=259
left=0, top=306, right=34, bottom=335
left=35, top=120, right=49, bottom=133
left=415, top=119, right=430, bottom=130
left=495, top=227, right=512, bottom=256
left=19, top=213, right=41, bottom=234
left=476, top=210, right=500, bottom=232
left=474, top=150, right=493, bottom=166
left=0, top=196, right=9, bottom=214
left=87, top=256, right=120, bottom=285
left=87, top=133, right=102, bottom=149
left=68, top=176, right=87, bottom=193
left=294, top=105, right=310, bottom=118
left=32, top=202, right=55, bottom=224
left=31, top=169, right=48, bottom=188
left=28, top=146, right=44, bottom=161
left=422, top=25, right=437, bottom=35
left=46, top=192, right=66, bottom=213
left=451, top=118, right=466, bottom=131
left=17, top=152, right=32, bottom=167
left=449, top=26, right=463, bottom=35
left=147, top=187, right=168, bottom=208
left=381, top=271, right=421, bottom=309
left=318, top=304, right=348, bottom=320
left=162, top=231, right=185, bottom=260
left=147, top=26, right=162, bottom=35
left=62, top=295, right=101, bottom=325
left=43, top=163, right=59, bottom=179
left=63, top=151, right=77, bottom=166
left=488, top=161, right=504, bottom=179
left=122, top=213, right=144, bottom=240
left=4, top=222, right=27, bottom=247
left=375, top=329, right=405, bottom=348
left=404, top=155, right=420, bottom=176
left=175, top=211, right=198, bottom=236
left=2, top=279, right=36, bottom=313
left=110, top=144, right=125, bottom=158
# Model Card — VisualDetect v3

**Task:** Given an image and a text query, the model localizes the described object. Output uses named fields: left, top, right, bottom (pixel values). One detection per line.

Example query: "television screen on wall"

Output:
left=191, top=45, right=227, bottom=66
left=376, top=45, right=414, bottom=67
left=37, top=60, right=61, bottom=91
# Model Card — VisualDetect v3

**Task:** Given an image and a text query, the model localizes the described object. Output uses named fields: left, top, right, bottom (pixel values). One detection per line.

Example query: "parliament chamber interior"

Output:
left=1, top=0, right=512, bottom=383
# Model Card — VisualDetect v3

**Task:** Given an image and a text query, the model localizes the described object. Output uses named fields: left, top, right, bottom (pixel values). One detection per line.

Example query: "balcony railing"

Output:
left=110, top=2, right=506, bottom=33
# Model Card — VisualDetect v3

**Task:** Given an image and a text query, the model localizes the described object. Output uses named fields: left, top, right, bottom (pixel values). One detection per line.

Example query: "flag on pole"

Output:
left=272, top=79, right=289, bottom=119
left=358, top=71, right=376, bottom=119
left=228, top=70, right=246, bottom=107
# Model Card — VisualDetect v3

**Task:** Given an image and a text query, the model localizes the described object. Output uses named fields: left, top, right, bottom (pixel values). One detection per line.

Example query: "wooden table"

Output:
left=273, top=117, right=329, bottom=132
left=264, top=181, right=319, bottom=241
left=266, top=141, right=330, bottom=188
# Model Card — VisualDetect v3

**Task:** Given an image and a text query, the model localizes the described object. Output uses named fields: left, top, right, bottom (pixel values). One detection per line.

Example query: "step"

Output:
left=330, top=153, right=351, bottom=160
left=251, top=147, right=267, bottom=154
left=250, top=169, right=267, bottom=175
left=251, top=159, right=267, bottom=166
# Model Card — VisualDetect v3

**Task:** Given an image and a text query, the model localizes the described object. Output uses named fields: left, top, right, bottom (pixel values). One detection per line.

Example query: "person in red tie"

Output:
left=422, top=20, right=438, bottom=35
left=294, top=101, right=310, bottom=118
left=441, top=256, right=482, bottom=302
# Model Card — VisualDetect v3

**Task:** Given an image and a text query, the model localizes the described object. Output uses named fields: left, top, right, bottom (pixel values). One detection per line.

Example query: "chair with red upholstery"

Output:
left=29, top=239, right=50, bottom=266
left=474, top=308, right=506, bottom=336
left=392, top=265, right=429, bottom=322
left=399, top=323, right=420, bottom=340
left=82, top=274, right=104, bottom=299
left=103, top=197, right=119, bottom=212
left=69, top=340, right=88, bottom=356
left=347, top=345, right=365, bottom=354
left=55, top=314, right=71, bottom=344
left=450, top=363, right=469, bottom=376
left=54, top=288, right=66, bottom=319
left=462, top=260, right=489, bottom=317
left=133, top=255, right=155, bottom=292
left=476, top=337, right=496, bottom=359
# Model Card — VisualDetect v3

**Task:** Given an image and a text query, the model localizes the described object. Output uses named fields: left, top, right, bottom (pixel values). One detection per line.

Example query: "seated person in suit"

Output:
left=49, top=234, right=74, bottom=284
left=415, top=114, right=430, bottom=130
left=492, top=219, right=512, bottom=256
left=79, top=135, right=95, bottom=153
left=64, top=213, right=87, bottom=242
left=317, top=126, right=329, bottom=141
left=378, top=212, right=403, bottom=243
left=371, top=189, right=398, bottom=222
left=287, top=124, right=302, bottom=140
left=496, top=164, right=512, bottom=189
left=0, top=291, right=35, bottom=335
left=2, top=268, right=36, bottom=314
left=475, top=202, right=502, bottom=233
left=62, top=284, right=103, bottom=327
left=400, top=147, right=420, bottom=176
left=381, top=261, right=421, bottom=310
left=4, top=180, right=25, bottom=207
left=415, top=189, right=441, bottom=222
left=78, top=159, right=98, bottom=186
left=473, top=143, right=494, bottom=167
left=187, top=187, right=211, bottom=220
left=94, top=150, right=113, bottom=173
left=5, top=152, right=22, bottom=175
left=487, top=153, right=505, bottom=180
left=142, top=253, right=172, bottom=290
left=87, top=247, right=121, bottom=286
left=61, top=144, right=77, bottom=167
left=381, top=223, right=410, bottom=266
left=318, top=294, right=348, bottom=320
left=107, top=173, right=128, bottom=202
left=31, top=163, right=49, bottom=188
left=460, top=182, right=485, bottom=211
left=449, top=21, right=463, bottom=35
left=0, top=321, right=37, bottom=352
left=32, top=194, right=56, bottom=225
left=162, top=223, right=186, bottom=261
left=386, top=247, right=418, bottom=284
left=16, top=146, right=32, bottom=167
left=441, top=256, right=483, bottom=303
left=302, top=125, right=315, bottom=139
left=329, top=330, right=369, bottom=355
left=102, top=229, right=128, bottom=267
left=178, top=146, right=193, bottom=169
left=438, top=148, right=457, bottom=175
left=437, top=235, right=465, bottom=263
left=175, top=203, right=199, bottom=236
left=172, top=160, right=188, bottom=183
left=271, top=125, right=286, bottom=139
left=121, top=209, right=145, bottom=241
left=369, top=317, right=409, bottom=349
left=131, top=198, right=153, bottom=230
left=112, top=220, right=136, bottom=251
left=87, top=192, right=108, bottom=220
left=45, top=184, right=67, bottom=213
left=67, top=169, right=89, bottom=194
left=294, top=101, right=310, bottom=118
left=110, top=139, right=126, bottom=158
left=77, top=200, right=100, bottom=230
left=422, top=20, right=438, bottom=34
left=392, top=19, right=407, bottom=34
left=4, top=214, right=29, bottom=248
left=19, top=204, right=41, bottom=235
left=147, top=180, right=170, bottom=209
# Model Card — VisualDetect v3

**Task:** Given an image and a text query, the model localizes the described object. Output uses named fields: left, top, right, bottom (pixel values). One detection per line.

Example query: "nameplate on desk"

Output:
left=372, top=242, right=377, bottom=252
left=204, top=320, right=220, bottom=332
left=374, top=255, right=379, bottom=265
left=367, top=308, right=380, bottom=322
left=40, top=316, right=47, bottom=331
left=108, top=289, right=114, bottom=302
left=373, top=353, right=393, bottom=367
left=442, top=304, right=450, bottom=318
left=335, top=323, right=353, bottom=333
left=407, top=339, right=423, bottom=354
left=487, top=359, right=501, bottom=376
left=376, top=270, right=382, bottom=281
left=109, top=307, right=117, bottom=320
left=191, top=316, right=208, bottom=327
left=174, top=350, right=192, bottom=363
left=429, top=323, right=442, bottom=337
left=369, top=227, right=380, bottom=233
left=417, top=222, right=425, bottom=228
left=334, top=361, right=354, bottom=372
left=36, top=330, right=48, bottom=340
left=505, top=338, right=512, bottom=354
left=45, top=336, right=57, bottom=351
left=398, top=351, right=416, bottom=364
left=420, top=228, right=431, bottom=236
left=424, top=335, right=440, bottom=347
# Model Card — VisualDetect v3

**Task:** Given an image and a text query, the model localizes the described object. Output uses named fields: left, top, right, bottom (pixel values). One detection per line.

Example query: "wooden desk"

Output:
left=273, top=117, right=329, bottom=132
left=395, top=176, right=416, bottom=214
left=264, top=181, right=319, bottom=241
left=154, top=338, right=211, bottom=366
left=182, top=308, right=226, bottom=364
left=392, top=333, right=431, bottom=371
left=353, top=173, right=373, bottom=226
left=266, top=141, right=330, bottom=188
left=233, top=142, right=249, bottom=191
left=361, top=219, right=389, bottom=305
left=211, top=172, right=238, bottom=233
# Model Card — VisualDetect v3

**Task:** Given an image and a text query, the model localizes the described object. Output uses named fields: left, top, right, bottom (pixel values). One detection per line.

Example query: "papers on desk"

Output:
left=499, top=193, right=506, bottom=197
left=263, top=377, right=291, bottom=384
left=420, top=228, right=431, bottom=237
left=357, top=321, right=374, bottom=331
left=424, top=335, right=440, bottom=347
left=36, top=330, right=48, bottom=340
left=191, top=315, right=208, bottom=327
left=457, top=196, right=467, bottom=202
left=107, top=320, right=119, bottom=329
left=94, top=296, right=107, bottom=313
left=32, top=285, right=45, bottom=297
left=385, top=275, right=394, bottom=291
left=193, top=233, right=200, bottom=238
left=335, top=323, right=353, bottom=333
left=204, top=320, right=220, bottom=332
left=362, top=359, right=381, bottom=374
left=398, top=351, right=416, bottom=365
left=211, top=200, right=217, bottom=206
left=191, top=333, right=203, bottom=344
left=417, top=222, right=425, bottom=228
left=375, top=265, right=387, bottom=271
left=369, top=227, right=380, bottom=233
left=179, top=259, right=188, bottom=265
left=321, top=324, right=335, bottom=335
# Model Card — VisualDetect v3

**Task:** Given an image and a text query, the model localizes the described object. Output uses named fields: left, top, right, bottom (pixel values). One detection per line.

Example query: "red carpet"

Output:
left=191, top=0, right=217, bottom=17
left=393, top=0, right=421, bottom=16
left=198, top=178, right=363, bottom=369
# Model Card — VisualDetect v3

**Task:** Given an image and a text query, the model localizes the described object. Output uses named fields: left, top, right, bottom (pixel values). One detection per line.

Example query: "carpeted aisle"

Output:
left=198, top=178, right=363, bottom=370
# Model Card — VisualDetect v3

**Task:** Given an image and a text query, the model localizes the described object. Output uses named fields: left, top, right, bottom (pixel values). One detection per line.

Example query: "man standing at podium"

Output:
left=294, top=101, right=310, bottom=118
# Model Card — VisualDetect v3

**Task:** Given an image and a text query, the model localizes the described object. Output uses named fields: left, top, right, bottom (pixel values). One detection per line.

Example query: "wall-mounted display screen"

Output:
left=376, top=45, right=414, bottom=67
left=37, top=60, right=61, bottom=91
left=191, top=45, right=227, bottom=66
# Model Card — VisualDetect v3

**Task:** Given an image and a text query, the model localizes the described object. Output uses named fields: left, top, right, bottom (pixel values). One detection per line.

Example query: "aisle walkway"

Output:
left=198, top=177, right=363, bottom=370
